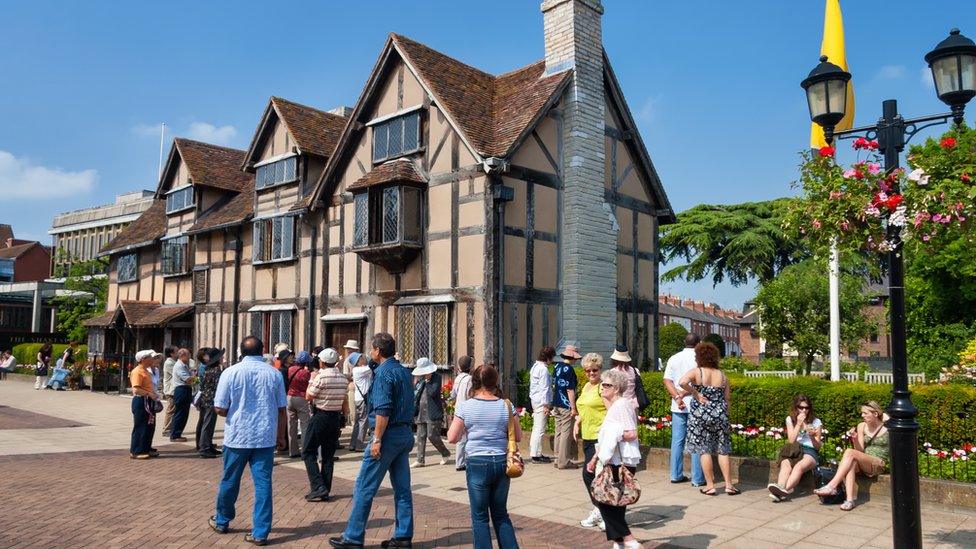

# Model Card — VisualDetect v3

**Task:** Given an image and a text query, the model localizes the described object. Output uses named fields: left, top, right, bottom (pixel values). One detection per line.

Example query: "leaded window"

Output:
left=192, top=269, right=208, bottom=303
left=117, top=253, right=138, bottom=283
left=353, top=193, right=368, bottom=246
left=382, top=186, right=399, bottom=243
left=161, top=235, right=189, bottom=275
left=255, top=156, right=298, bottom=189
left=166, top=186, right=194, bottom=213
left=351, top=186, right=422, bottom=248
left=372, top=111, right=422, bottom=162
left=397, top=304, right=450, bottom=366
left=252, top=215, right=295, bottom=263
left=250, top=310, right=292, bottom=351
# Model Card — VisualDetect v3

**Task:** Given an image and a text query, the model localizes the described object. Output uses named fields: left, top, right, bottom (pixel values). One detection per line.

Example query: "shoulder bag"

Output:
left=632, top=367, right=650, bottom=411
left=504, top=398, right=524, bottom=478
left=590, top=441, right=642, bottom=506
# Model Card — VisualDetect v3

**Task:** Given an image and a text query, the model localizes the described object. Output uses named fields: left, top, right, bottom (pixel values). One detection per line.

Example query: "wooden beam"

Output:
left=605, top=189, right=652, bottom=214
left=428, top=165, right=482, bottom=187
left=531, top=131, right=559, bottom=175
left=506, top=165, right=561, bottom=190
left=503, top=285, right=560, bottom=305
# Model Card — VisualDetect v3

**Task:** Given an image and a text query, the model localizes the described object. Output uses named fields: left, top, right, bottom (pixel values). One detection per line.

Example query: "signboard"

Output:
left=0, top=331, right=69, bottom=350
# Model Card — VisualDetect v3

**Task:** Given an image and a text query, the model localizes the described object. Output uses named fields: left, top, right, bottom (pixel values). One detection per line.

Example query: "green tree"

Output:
left=703, top=333, right=726, bottom=357
left=55, top=258, right=108, bottom=343
left=660, top=199, right=809, bottom=286
left=754, top=260, right=872, bottom=374
left=659, top=322, right=688, bottom=362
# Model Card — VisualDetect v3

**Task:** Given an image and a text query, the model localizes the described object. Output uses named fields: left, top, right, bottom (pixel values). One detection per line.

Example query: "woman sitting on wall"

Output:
left=813, top=401, right=889, bottom=511
left=768, top=394, right=822, bottom=501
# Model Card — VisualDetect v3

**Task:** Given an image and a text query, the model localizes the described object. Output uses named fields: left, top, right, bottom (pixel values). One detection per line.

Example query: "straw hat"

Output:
left=559, top=344, right=582, bottom=360
left=610, top=345, right=632, bottom=363
left=343, top=340, right=360, bottom=351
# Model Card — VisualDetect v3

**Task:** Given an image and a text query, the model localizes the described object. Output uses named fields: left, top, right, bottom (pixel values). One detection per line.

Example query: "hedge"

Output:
left=515, top=366, right=976, bottom=449
left=12, top=343, right=88, bottom=370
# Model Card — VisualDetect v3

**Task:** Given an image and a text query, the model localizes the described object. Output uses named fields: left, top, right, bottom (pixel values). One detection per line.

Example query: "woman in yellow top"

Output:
left=575, top=352, right=610, bottom=530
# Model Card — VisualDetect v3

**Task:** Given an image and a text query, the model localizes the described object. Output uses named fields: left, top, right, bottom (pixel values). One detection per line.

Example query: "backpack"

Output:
left=814, top=467, right=846, bottom=505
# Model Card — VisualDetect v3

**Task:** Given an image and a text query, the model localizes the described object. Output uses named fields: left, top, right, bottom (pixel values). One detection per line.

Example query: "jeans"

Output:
left=466, top=454, right=519, bottom=549
left=286, top=396, right=311, bottom=456
left=130, top=396, right=156, bottom=455
left=196, top=405, right=218, bottom=454
left=342, top=424, right=415, bottom=544
left=529, top=405, right=547, bottom=458
left=349, top=399, right=371, bottom=451
left=670, top=411, right=705, bottom=484
left=302, top=410, right=342, bottom=494
left=170, top=385, right=192, bottom=439
left=215, top=446, right=274, bottom=541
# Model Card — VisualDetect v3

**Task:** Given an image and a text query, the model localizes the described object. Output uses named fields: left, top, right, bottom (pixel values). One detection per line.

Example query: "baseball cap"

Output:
left=135, top=349, right=160, bottom=362
left=318, top=348, right=340, bottom=365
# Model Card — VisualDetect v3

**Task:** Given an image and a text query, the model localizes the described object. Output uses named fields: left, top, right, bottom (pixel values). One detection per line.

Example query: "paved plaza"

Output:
left=1, top=378, right=974, bottom=548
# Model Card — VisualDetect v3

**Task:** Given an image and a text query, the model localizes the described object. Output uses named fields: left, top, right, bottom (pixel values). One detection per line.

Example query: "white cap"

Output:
left=135, top=349, right=160, bottom=362
left=318, top=348, right=340, bottom=365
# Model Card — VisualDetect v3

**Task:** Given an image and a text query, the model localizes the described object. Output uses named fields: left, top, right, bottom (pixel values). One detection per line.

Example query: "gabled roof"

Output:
left=347, top=158, right=426, bottom=192
left=83, top=308, right=118, bottom=328
left=187, top=179, right=255, bottom=235
left=129, top=304, right=195, bottom=327
left=241, top=97, right=348, bottom=169
left=100, top=199, right=167, bottom=255
left=0, top=242, right=42, bottom=260
left=156, top=139, right=251, bottom=195
left=309, top=33, right=571, bottom=209
left=118, top=300, right=160, bottom=325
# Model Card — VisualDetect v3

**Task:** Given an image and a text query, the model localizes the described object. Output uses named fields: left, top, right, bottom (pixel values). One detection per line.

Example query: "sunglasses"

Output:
left=584, top=368, right=601, bottom=373
left=600, top=383, right=615, bottom=388
left=798, top=405, right=811, bottom=410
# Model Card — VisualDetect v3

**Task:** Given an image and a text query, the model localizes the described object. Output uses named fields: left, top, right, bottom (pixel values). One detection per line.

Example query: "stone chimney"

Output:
left=327, top=106, right=354, bottom=118
left=542, top=0, right=616, bottom=354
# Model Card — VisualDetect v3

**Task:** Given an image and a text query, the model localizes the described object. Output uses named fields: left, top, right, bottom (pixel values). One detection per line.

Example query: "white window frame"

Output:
left=117, top=253, right=138, bottom=283
left=252, top=215, right=296, bottom=264
left=165, top=185, right=195, bottom=214
left=255, top=155, right=299, bottom=190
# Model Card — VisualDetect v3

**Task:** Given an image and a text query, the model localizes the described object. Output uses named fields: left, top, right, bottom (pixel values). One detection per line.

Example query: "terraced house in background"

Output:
left=85, top=0, right=673, bottom=393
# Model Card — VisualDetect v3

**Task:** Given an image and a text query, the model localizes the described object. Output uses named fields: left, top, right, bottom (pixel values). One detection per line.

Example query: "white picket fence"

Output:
left=743, top=370, right=925, bottom=384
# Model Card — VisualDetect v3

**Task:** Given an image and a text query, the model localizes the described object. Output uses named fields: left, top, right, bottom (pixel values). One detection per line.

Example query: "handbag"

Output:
left=814, top=466, right=846, bottom=505
left=632, top=367, right=650, bottom=411
left=590, top=441, right=642, bottom=506
left=151, top=399, right=164, bottom=414
left=504, top=399, right=524, bottom=478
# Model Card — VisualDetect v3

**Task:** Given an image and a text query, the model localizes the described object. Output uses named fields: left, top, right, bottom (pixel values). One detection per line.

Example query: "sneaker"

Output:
left=439, top=457, right=449, bottom=466
left=597, top=518, right=606, bottom=531
left=579, top=508, right=602, bottom=528
left=170, top=437, right=188, bottom=442
left=768, top=492, right=782, bottom=502
left=768, top=483, right=792, bottom=499
left=410, top=461, right=424, bottom=468
left=130, top=453, right=151, bottom=460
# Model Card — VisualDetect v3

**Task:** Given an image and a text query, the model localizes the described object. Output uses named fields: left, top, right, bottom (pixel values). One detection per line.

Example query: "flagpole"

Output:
left=829, top=240, right=841, bottom=381
left=157, top=122, right=166, bottom=183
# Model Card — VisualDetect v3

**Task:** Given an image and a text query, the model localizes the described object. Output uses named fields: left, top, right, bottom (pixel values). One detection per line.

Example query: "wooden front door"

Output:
left=326, top=322, right=364, bottom=354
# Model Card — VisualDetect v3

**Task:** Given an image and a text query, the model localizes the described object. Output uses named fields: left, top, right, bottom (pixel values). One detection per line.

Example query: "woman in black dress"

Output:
left=35, top=343, right=53, bottom=390
left=679, top=342, right=739, bottom=496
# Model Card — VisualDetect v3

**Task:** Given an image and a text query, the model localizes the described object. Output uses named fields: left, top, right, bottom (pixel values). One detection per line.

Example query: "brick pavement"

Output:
left=0, top=404, right=87, bottom=430
left=0, top=446, right=607, bottom=548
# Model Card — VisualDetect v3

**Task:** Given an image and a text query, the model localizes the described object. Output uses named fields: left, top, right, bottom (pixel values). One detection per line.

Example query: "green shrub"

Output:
left=720, top=356, right=753, bottom=373
left=12, top=343, right=87, bottom=369
left=659, top=323, right=688, bottom=362
left=703, top=333, right=726, bottom=357
left=758, top=357, right=797, bottom=372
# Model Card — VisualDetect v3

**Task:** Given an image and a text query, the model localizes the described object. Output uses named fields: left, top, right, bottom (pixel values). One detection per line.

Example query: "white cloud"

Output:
left=637, top=94, right=662, bottom=124
left=131, top=121, right=238, bottom=146
left=920, top=66, right=935, bottom=89
left=875, top=64, right=906, bottom=79
left=0, top=150, right=97, bottom=199
left=186, top=122, right=237, bottom=145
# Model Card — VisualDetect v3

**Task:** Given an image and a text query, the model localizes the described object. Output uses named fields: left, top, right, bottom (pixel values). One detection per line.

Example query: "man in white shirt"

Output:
left=663, top=333, right=705, bottom=485
left=170, top=348, right=197, bottom=443
left=449, top=355, right=473, bottom=470
left=528, top=346, right=555, bottom=463
left=161, top=347, right=178, bottom=437
left=347, top=352, right=372, bottom=452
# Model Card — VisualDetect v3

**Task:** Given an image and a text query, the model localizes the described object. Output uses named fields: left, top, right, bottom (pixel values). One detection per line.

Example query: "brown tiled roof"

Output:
left=174, top=139, right=252, bottom=192
left=100, top=199, right=167, bottom=255
left=271, top=97, right=348, bottom=159
left=346, top=159, right=426, bottom=192
left=129, top=304, right=195, bottom=327
left=0, top=242, right=39, bottom=259
left=118, top=301, right=160, bottom=325
left=392, top=34, right=570, bottom=158
left=83, top=309, right=118, bottom=328
left=188, top=179, right=255, bottom=234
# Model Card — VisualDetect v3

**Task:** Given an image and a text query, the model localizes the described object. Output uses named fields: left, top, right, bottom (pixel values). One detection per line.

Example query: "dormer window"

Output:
left=166, top=185, right=195, bottom=214
left=371, top=110, right=421, bottom=163
left=347, top=159, right=426, bottom=274
left=255, top=155, right=298, bottom=190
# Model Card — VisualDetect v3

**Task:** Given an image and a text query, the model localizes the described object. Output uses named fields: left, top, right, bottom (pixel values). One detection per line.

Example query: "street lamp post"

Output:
left=802, top=29, right=976, bottom=549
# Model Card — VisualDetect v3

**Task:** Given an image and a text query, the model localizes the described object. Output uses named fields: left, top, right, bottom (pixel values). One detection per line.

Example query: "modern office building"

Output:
left=49, top=190, right=154, bottom=276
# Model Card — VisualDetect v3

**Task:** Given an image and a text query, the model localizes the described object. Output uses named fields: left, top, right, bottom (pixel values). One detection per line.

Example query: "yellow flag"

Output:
left=811, top=0, right=855, bottom=148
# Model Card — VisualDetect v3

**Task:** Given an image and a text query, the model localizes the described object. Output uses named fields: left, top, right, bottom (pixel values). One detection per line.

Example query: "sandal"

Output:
left=840, top=500, right=856, bottom=511
left=813, top=486, right=837, bottom=497
left=699, top=487, right=717, bottom=496
left=725, top=486, right=741, bottom=496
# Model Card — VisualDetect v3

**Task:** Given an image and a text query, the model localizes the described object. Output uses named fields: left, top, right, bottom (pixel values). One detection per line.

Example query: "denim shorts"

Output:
left=801, top=445, right=820, bottom=465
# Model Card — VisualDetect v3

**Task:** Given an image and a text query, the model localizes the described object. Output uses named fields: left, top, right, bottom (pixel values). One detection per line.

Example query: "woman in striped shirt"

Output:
left=447, top=364, right=522, bottom=548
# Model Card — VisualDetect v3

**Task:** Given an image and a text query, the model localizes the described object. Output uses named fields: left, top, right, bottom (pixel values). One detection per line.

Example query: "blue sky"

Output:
left=0, top=0, right=967, bottom=308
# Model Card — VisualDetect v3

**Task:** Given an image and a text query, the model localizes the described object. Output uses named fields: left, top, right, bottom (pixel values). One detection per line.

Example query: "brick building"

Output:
left=657, top=294, right=742, bottom=356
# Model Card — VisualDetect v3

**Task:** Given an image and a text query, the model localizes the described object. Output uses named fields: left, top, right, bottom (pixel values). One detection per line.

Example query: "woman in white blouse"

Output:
left=585, top=368, right=643, bottom=549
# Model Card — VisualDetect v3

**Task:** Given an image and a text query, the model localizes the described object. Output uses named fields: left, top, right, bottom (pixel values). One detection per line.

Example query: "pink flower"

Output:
left=843, top=169, right=858, bottom=179
left=933, top=213, right=943, bottom=222
left=868, top=162, right=881, bottom=175
left=829, top=191, right=844, bottom=199
left=840, top=220, right=849, bottom=230
left=812, top=220, right=822, bottom=229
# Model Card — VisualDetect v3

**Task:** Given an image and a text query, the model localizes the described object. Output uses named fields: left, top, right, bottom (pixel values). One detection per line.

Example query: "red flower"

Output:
left=655, top=422, right=665, bottom=430
left=962, top=173, right=971, bottom=183
left=819, top=146, right=835, bottom=157
left=885, top=194, right=904, bottom=211
left=941, top=137, right=957, bottom=149
left=853, top=138, right=880, bottom=151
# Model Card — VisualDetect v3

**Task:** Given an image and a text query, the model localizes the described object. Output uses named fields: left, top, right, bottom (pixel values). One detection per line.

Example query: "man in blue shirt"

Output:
left=330, top=333, right=415, bottom=549
left=551, top=344, right=581, bottom=469
left=209, top=336, right=287, bottom=546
